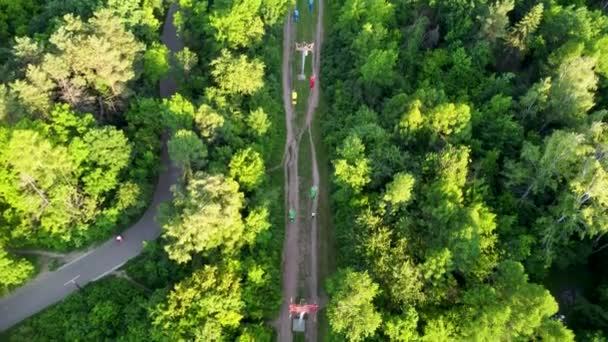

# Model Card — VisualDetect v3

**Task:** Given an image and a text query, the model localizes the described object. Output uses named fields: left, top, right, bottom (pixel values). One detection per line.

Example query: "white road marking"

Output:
left=63, top=275, right=80, bottom=286
left=57, top=249, right=96, bottom=271
left=92, top=262, right=126, bottom=282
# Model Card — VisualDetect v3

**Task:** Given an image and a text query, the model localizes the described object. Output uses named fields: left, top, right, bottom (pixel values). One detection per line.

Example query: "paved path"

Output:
left=0, top=4, right=182, bottom=331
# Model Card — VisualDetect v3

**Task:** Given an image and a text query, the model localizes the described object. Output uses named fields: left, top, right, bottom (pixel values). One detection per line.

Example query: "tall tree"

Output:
left=0, top=104, right=133, bottom=247
left=326, top=268, right=382, bottom=341
left=106, top=0, right=163, bottom=41
left=0, top=246, right=34, bottom=292
left=478, top=0, right=514, bottom=44
left=10, top=9, right=145, bottom=117
left=383, top=307, right=419, bottom=341
left=382, top=172, right=415, bottom=205
left=260, top=0, right=289, bottom=26
left=210, top=0, right=265, bottom=48
left=547, top=56, right=597, bottom=126
left=0, top=0, right=39, bottom=43
left=246, top=107, right=270, bottom=136
left=152, top=264, right=244, bottom=341
left=506, top=131, right=588, bottom=202
left=333, top=134, right=371, bottom=193
left=210, top=50, right=265, bottom=95
left=505, top=3, right=543, bottom=52
left=168, top=129, right=208, bottom=172
left=229, top=148, right=265, bottom=191
left=142, top=42, right=170, bottom=84
left=160, top=173, right=245, bottom=263
left=456, top=261, right=571, bottom=340
left=360, top=48, right=398, bottom=87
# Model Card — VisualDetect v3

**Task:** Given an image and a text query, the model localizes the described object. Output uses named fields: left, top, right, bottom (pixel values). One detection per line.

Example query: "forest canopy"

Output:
left=3, top=0, right=287, bottom=340
left=2, top=0, right=608, bottom=341
left=322, top=0, right=608, bottom=340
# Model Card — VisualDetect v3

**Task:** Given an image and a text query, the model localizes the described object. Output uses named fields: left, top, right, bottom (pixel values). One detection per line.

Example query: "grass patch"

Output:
left=48, top=258, right=64, bottom=272
left=312, top=90, right=336, bottom=340
left=294, top=331, right=306, bottom=342
left=314, top=0, right=337, bottom=339
left=295, top=0, right=315, bottom=41
left=292, top=0, right=316, bottom=127
left=23, top=254, right=42, bottom=274
left=297, top=127, right=313, bottom=298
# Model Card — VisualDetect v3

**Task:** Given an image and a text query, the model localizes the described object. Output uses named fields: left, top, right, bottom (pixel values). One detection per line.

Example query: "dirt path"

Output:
left=303, top=0, right=324, bottom=340
left=277, top=12, right=300, bottom=342
left=277, top=0, right=325, bottom=340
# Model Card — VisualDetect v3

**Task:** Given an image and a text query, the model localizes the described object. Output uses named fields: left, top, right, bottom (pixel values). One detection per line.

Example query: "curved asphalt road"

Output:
left=0, top=5, right=182, bottom=331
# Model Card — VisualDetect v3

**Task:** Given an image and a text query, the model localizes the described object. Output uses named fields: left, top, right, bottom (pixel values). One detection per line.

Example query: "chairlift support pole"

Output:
left=295, top=42, right=314, bottom=80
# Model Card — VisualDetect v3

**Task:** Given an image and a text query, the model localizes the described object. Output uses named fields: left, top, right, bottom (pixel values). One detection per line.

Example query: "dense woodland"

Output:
left=323, top=0, right=608, bottom=340
left=2, top=0, right=288, bottom=340
left=0, top=0, right=169, bottom=293
left=3, top=0, right=608, bottom=341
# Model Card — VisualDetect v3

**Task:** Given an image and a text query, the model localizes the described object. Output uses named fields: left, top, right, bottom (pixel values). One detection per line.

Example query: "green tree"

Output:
left=383, top=307, right=419, bottom=341
left=210, top=0, right=265, bottom=48
left=456, top=261, right=571, bottom=340
left=176, top=46, right=198, bottom=72
left=229, top=148, right=265, bottom=191
left=506, top=131, right=588, bottom=202
left=535, top=319, right=576, bottom=341
left=427, top=102, right=471, bottom=142
left=106, top=0, right=162, bottom=41
left=336, top=0, right=394, bottom=34
left=162, top=93, right=195, bottom=131
left=194, top=104, right=224, bottom=140
left=168, top=129, right=208, bottom=172
left=2, top=129, right=85, bottom=244
left=478, top=0, right=514, bottom=44
left=547, top=56, right=597, bottom=126
left=333, top=134, right=371, bottom=192
left=0, top=246, right=34, bottom=291
left=12, top=36, right=44, bottom=68
left=42, top=9, right=145, bottom=115
left=211, top=49, right=265, bottom=95
left=505, top=3, right=543, bottom=52
left=421, top=318, right=456, bottom=341
left=160, top=173, right=244, bottom=263
left=143, top=42, right=170, bottom=84
left=243, top=206, right=271, bottom=246
left=10, top=74, right=52, bottom=116
left=246, top=107, right=271, bottom=136
left=7, top=278, right=151, bottom=341
left=152, top=264, right=244, bottom=341
left=420, top=248, right=454, bottom=304
left=260, top=0, right=289, bottom=26
left=0, top=105, right=133, bottom=247
left=397, top=99, right=424, bottom=139
left=75, top=126, right=132, bottom=198
left=326, top=268, right=382, bottom=341
left=237, top=324, right=273, bottom=341
left=360, top=48, right=398, bottom=87
left=0, top=84, right=12, bottom=122
left=0, top=0, right=39, bottom=43
left=529, top=123, right=608, bottom=261
left=383, top=172, right=415, bottom=205
left=519, top=77, right=551, bottom=121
